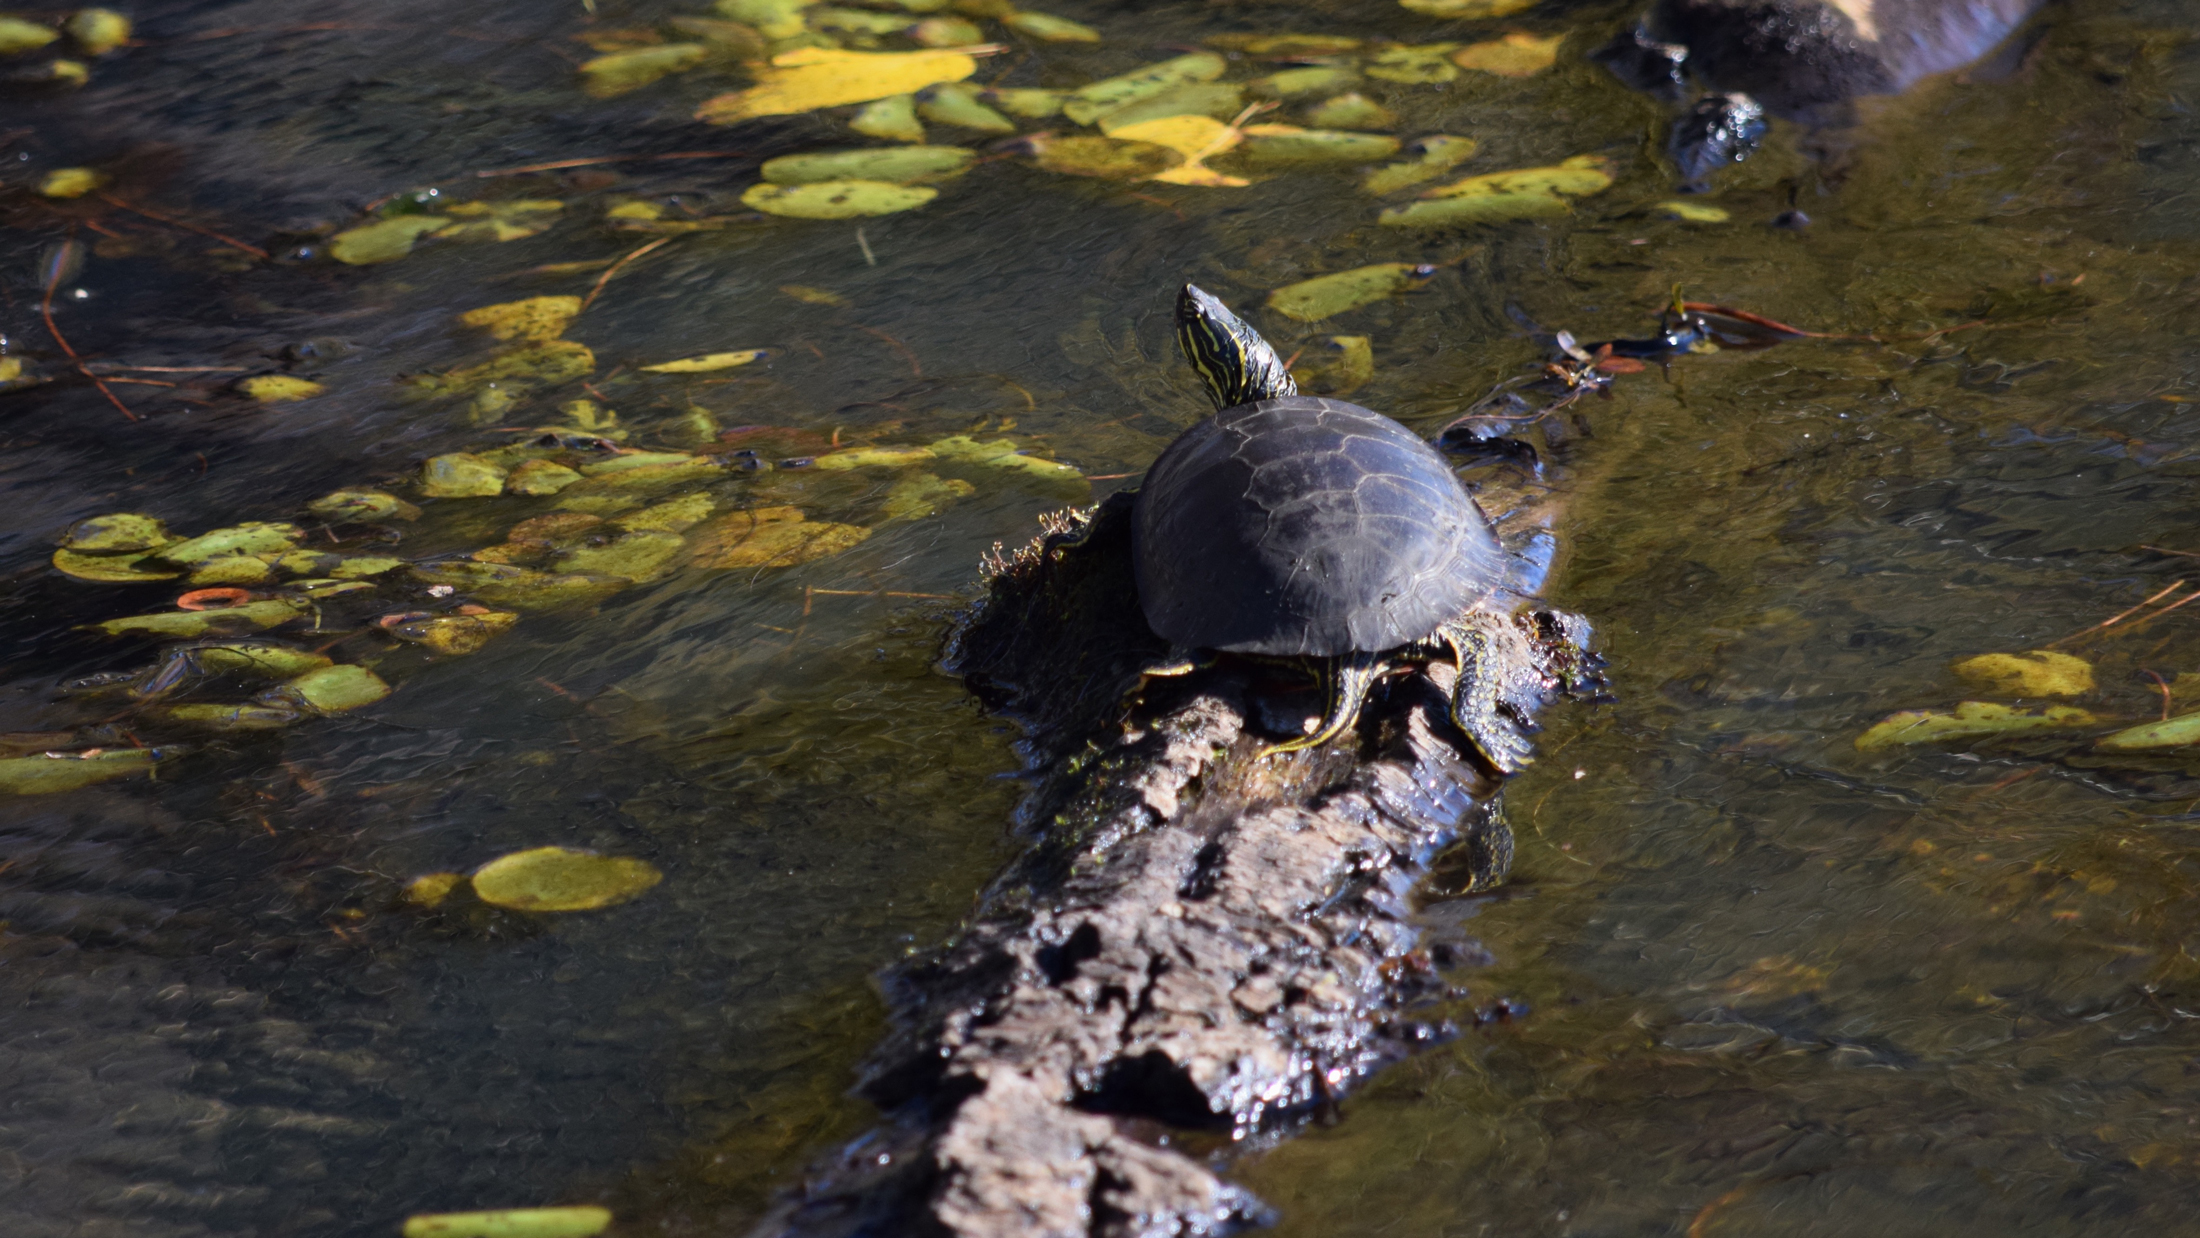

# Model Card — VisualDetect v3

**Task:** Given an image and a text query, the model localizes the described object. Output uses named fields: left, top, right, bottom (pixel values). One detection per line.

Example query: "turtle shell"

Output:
left=1133, top=395, right=1504, bottom=657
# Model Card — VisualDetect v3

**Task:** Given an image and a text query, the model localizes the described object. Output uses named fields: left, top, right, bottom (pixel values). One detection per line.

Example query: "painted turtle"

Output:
left=1132, top=285, right=1533, bottom=771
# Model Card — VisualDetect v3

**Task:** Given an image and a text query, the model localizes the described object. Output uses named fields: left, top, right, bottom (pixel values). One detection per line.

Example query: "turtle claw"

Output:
left=1442, top=621, right=1537, bottom=776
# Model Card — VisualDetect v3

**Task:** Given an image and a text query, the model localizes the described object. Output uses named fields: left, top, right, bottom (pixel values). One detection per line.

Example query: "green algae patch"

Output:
left=763, top=147, right=972, bottom=185
left=1267, top=263, right=1435, bottom=322
left=402, top=1206, right=615, bottom=1238
left=330, top=216, right=449, bottom=265
left=1951, top=650, right=2095, bottom=698
left=1855, top=701, right=2099, bottom=752
left=0, top=748, right=165, bottom=795
left=93, top=599, right=309, bottom=639
left=470, top=849, right=662, bottom=913
left=743, top=179, right=939, bottom=219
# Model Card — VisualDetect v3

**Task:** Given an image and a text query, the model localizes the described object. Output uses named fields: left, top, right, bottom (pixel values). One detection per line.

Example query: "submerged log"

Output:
left=753, top=491, right=1599, bottom=1237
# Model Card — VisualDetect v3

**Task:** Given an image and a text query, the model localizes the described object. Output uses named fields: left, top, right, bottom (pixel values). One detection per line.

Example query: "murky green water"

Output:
left=4, top=0, right=2198, bottom=1233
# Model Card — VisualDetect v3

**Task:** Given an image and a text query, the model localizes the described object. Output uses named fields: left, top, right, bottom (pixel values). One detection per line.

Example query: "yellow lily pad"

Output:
left=1231, top=124, right=1400, bottom=168
left=1107, top=114, right=1246, bottom=187
left=270, top=664, right=392, bottom=713
left=697, top=47, right=979, bottom=123
left=850, top=93, right=926, bottom=142
left=66, top=8, right=131, bottom=54
left=1303, top=92, right=1394, bottom=131
left=1364, top=44, right=1461, bottom=86
left=460, top=296, right=582, bottom=343
left=404, top=872, right=467, bottom=908
left=1380, top=154, right=1614, bottom=228
left=0, top=16, right=58, bottom=55
left=1027, top=134, right=1181, bottom=180
left=330, top=216, right=449, bottom=265
left=94, top=599, right=309, bottom=639
left=1659, top=199, right=1730, bottom=223
left=1451, top=31, right=1565, bottom=77
left=1362, top=134, right=1479, bottom=195
left=762, top=146, right=973, bottom=184
left=928, top=435, right=1081, bottom=479
left=1004, top=10, right=1099, bottom=41
left=52, top=548, right=183, bottom=583
left=38, top=167, right=106, bottom=199
left=239, top=375, right=325, bottom=403
left=689, top=507, right=872, bottom=568
left=1063, top=51, right=1226, bottom=126
left=1267, top=263, right=1435, bottom=323
left=1855, top=701, right=2099, bottom=752
left=2097, top=712, right=2200, bottom=751
left=434, top=200, right=566, bottom=243
left=743, top=179, right=939, bottom=219
left=1397, top=0, right=1534, bottom=16
left=505, top=460, right=585, bottom=495
left=1247, top=66, right=1357, bottom=99
left=581, top=43, right=709, bottom=96
left=63, top=512, right=171, bottom=552
left=156, top=522, right=302, bottom=565
left=641, top=349, right=771, bottom=373
left=404, top=1202, right=616, bottom=1235
left=0, top=748, right=163, bottom=796
left=1950, top=650, right=2095, bottom=697
left=470, top=848, right=663, bottom=913
left=881, top=472, right=974, bottom=520
left=421, top=453, right=510, bottom=498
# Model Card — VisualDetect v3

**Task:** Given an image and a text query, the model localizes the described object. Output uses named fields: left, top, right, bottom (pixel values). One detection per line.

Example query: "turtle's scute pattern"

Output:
left=1135, top=396, right=1504, bottom=656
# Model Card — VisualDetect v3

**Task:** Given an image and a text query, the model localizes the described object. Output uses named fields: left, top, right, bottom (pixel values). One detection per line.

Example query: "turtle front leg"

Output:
left=1439, top=620, right=1536, bottom=775
left=1262, top=651, right=1383, bottom=757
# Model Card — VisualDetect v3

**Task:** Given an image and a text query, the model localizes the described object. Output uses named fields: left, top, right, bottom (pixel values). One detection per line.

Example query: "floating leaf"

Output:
left=812, top=445, right=938, bottom=469
left=1303, top=92, right=1395, bottom=131
left=67, top=7, right=132, bottom=53
left=1096, top=81, right=1244, bottom=131
left=63, top=513, right=172, bottom=553
left=690, top=507, right=872, bottom=568
left=434, top=200, right=566, bottom=243
left=1290, top=335, right=1374, bottom=395
left=410, top=561, right=629, bottom=610
left=1658, top=199, right=1729, bottom=223
left=409, top=342, right=596, bottom=397
left=983, top=86, right=1060, bottom=117
left=579, top=451, right=699, bottom=476
left=0, top=748, right=163, bottom=796
left=402, top=1207, right=613, bottom=1238
left=1364, top=44, right=1461, bottom=85
left=156, top=522, right=302, bottom=565
left=918, top=82, right=1015, bottom=132
left=743, top=179, right=940, bottom=218
left=1211, top=33, right=1360, bottom=55
left=556, top=531, right=688, bottom=581
left=1231, top=124, right=1400, bottom=168
left=1379, top=155, right=1613, bottom=227
left=94, top=599, right=309, bottom=639
left=1451, top=31, right=1565, bottom=77
left=1107, top=114, right=1246, bottom=186
left=928, top=435, right=1082, bottom=479
left=1951, top=650, right=2095, bottom=697
left=664, top=16, right=767, bottom=57
left=913, top=16, right=984, bottom=46
left=188, top=555, right=277, bottom=586
left=762, top=146, right=973, bottom=184
left=330, top=216, right=449, bottom=265
left=470, top=848, right=663, bottom=913
left=580, top=43, right=708, bottom=96
left=38, top=167, right=106, bottom=199
left=697, top=47, right=979, bottom=123
left=0, top=17, right=58, bottom=55
left=1397, top=0, right=1534, bottom=16
left=809, top=6, right=912, bottom=35
left=1267, top=263, right=1436, bottom=322
left=239, top=375, right=325, bottom=403
left=1063, top=51, right=1226, bottom=126
left=615, top=492, right=716, bottom=532
left=191, top=641, right=335, bottom=678
left=159, top=703, right=301, bottom=731
left=404, top=872, right=467, bottom=909
left=1026, top=133, right=1181, bottom=180
left=2097, top=712, right=2200, bottom=752
left=1854, top=701, right=2098, bottom=752
left=275, top=551, right=403, bottom=579
left=53, top=549, right=182, bottom=583
left=717, top=0, right=815, bottom=39
left=1247, top=66, right=1357, bottom=99
left=269, top=664, right=392, bottom=713
left=421, top=454, right=510, bottom=498
left=1004, top=10, right=1099, bottom=42
left=308, top=490, right=421, bottom=522
left=505, top=460, right=585, bottom=495
left=780, top=284, right=847, bottom=305
left=641, top=350, right=773, bottom=374
left=461, top=296, right=581, bottom=342
left=850, top=93, right=926, bottom=142
left=1362, top=134, right=1479, bottom=195
left=881, top=472, right=974, bottom=520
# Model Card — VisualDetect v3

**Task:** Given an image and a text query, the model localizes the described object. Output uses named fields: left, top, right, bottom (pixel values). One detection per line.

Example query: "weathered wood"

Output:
left=753, top=493, right=1598, bottom=1238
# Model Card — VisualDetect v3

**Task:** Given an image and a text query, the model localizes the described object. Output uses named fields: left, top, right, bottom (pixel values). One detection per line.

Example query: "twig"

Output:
left=474, top=149, right=749, bottom=177
left=92, top=364, right=249, bottom=372
left=2044, top=580, right=2185, bottom=647
left=2144, top=669, right=2174, bottom=720
left=856, top=325, right=922, bottom=378
left=580, top=236, right=674, bottom=312
left=95, top=194, right=269, bottom=259
left=40, top=236, right=137, bottom=421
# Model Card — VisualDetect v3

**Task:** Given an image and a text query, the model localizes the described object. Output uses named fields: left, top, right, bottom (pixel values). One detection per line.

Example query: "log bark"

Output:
left=752, top=491, right=1598, bottom=1238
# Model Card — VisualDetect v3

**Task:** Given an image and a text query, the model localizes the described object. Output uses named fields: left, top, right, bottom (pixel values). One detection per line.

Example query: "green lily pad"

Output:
left=156, top=522, right=302, bottom=565
left=1028, top=134, right=1182, bottom=180
left=190, top=641, right=335, bottom=678
left=1231, top=125, right=1400, bottom=168
left=330, top=216, right=449, bottom=265
left=64, top=512, right=172, bottom=553
left=983, top=86, right=1061, bottom=117
left=1364, top=44, right=1460, bottom=86
left=505, top=460, right=585, bottom=495
left=52, top=549, right=182, bottom=583
left=159, top=703, right=303, bottom=731
left=881, top=472, right=974, bottom=520
left=851, top=93, right=926, bottom=142
left=1063, top=51, right=1226, bottom=126
left=0, top=748, right=165, bottom=795
left=94, top=599, right=309, bottom=639
left=917, top=82, right=1016, bottom=132
left=402, top=1206, right=615, bottom=1238
left=188, top=555, right=278, bottom=586
left=1303, top=93, right=1395, bottom=131
left=1854, top=701, right=2099, bottom=752
left=742, top=179, right=940, bottom=219
left=471, top=848, right=663, bottom=913
left=762, top=146, right=973, bottom=185
left=388, top=610, right=519, bottom=656
left=307, top=490, right=421, bottom=523
left=2097, top=712, right=2200, bottom=751
left=1951, top=650, right=2095, bottom=698
left=270, top=664, right=391, bottom=713
left=1004, top=10, right=1099, bottom=41
left=1267, top=263, right=1436, bottom=322
left=1362, top=135, right=1479, bottom=196
left=615, top=492, right=716, bottom=532
left=1247, top=66, right=1357, bottom=99
left=556, top=531, right=688, bottom=582
left=421, top=453, right=510, bottom=498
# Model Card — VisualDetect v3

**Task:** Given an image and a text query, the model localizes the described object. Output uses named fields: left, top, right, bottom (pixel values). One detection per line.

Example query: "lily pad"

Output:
left=1397, top=0, right=1534, bottom=15
left=1063, top=51, right=1226, bottom=126
left=94, top=599, right=308, bottom=639
left=1267, top=263, right=1436, bottom=322
left=1380, top=155, right=1614, bottom=227
left=409, top=342, right=596, bottom=396
left=63, top=512, right=171, bottom=552
left=1364, top=44, right=1461, bottom=86
left=1951, top=650, right=2095, bottom=698
left=1362, top=134, right=1479, bottom=195
left=155, top=522, right=302, bottom=565
left=461, top=296, right=582, bottom=343
left=983, top=86, right=1061, bottom=117
left=664, top=16, right=767, bottom=57
left=191, top=641, right=334, bottom=678
left=1106, top=114, right=1246, bottom=187
left=881, top=473, right=974, bottom=520
left=410, top=561, right=629, bottom=610
left=1004, top=10, right=1099, bottom=42
left=717, top=0, right=814, bottom=39
left=188, top=555, right=277, bottom=586
left=470, top=848, right=663, bottom=913
left=505, top=460, right=586, bottom=495
left=1096, top=82, right=1245, bottom=132
left=578, top=451, right=698, bottom=476
left=851, top=93, right=926, bottom=142
left=330, top=216, right=449, bottom=265
left=743, top=179, right=939, bottom=219
left=0, top=748, right=164, bottom=796
left=556, top=531, right=688, bottom=582
left=308, top=490, right=421, bottom=522
left=1027, top=134, right=1181, bottom=180
left=2097, top=712, right=2200, bottom=751
left=1854, top=701, right=2099, bottom=752
left=1304, top=93, right=1395, bottom=131
left=238, top=375, right=325, bottom=403
left=402, top=1206, right=615, bottom=1238
left=53, top=548, right=182, bottom=583
left=39, top=168, right=107, bottom=199
left=762, top=146, right=973, bottom=184
left=421, top=454, right=510, bottom=498
left=917, top=82, right=1016, bottom=132
left=812, top=445, right=938, bottom=469
left=697, top=47, right=979, bottom=123
left=1451, top=31, right=1565, bottom=77
left=1247, top=66, right=1357, bottom=99
left=929, top=435, right=1082, bottom=479
left=615, top=492, right=717, bottom=532
left=269, top=664, right=392, bottom=713
left=158, top=704, right=302, bottom=730
left=912, top=16, right=984, bottom=46
left=434, top=200, right=566, bottom=244
left=1231, top=124, right=1400, bottom=168
left=641, top=349, right=771, bottom=374
left=690, top=507, right=872, bottom=568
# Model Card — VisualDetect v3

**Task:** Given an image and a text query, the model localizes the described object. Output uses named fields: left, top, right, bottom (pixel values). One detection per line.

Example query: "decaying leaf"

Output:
left=1379, top=155, right=1614, bottom=227
left=421, top=453, right=511, bottom=498
left=156, top=522, right=302, bottom=565
left=461, top=296, right=582, bottom=342
left=697, top=47, right=979, bottom=123
left=330, top=216, right=449, bottom=265
left=159, top=704, right=301, bottom=730
left=94, top=599, right=309, bottom=639
left=434, top=200, right=565, bottom=243
left=470, top=848, right=663, bottom=913
left=641, top=349, right=771, bottom=373
left=1451, top=31, right=1565, bottom=77
left=1096, top=81, right=1244, bottom=132
left=1267, top=263, right=1436, bottom=322
left=929, top=435, right=1083, bottom=480
left=1063, top=51, right=1226, bottom=126
left=983, top=86, right=1061, bottom=117
left=1026, top=133, right=1182, bottom=180
left=1210, top=33, right=1361, bottom=56
left=743, top=179, right=940, bottom=219
left=851, top=93, right=927, bottom=142
left=913, top=16, right=984, bottom=46
left=410, top=561, right=629, bottom=610
left=1362, top=134, right=1479, bottom=195
left=1396, top=0, right=1535, bottom=16
left=1951, top=650, right=2095, bottom=698
left=1364, top=44, right=1461, bottom=85
left=1854, top=701, right=2099, bottom=752
left=2097, top=712, right=2200, bottom=752
left=239, top=375, right=325, bottom=403
left=689, top=506, right=871, bottom=568
left=881, top=472, right=975, bottom=520
left=762, top=146, right=973, bottom=184
left=188, top=556, right=276, bottom=586
left=556, top=531, right=688, bottom=581
left=616, top=492, right=716, bottom=531
left=1003, top=10, right=1099, bottom=42
left=0, top=748, right=165, bottom=796
left=1303, top=92, right=1394, bottom=131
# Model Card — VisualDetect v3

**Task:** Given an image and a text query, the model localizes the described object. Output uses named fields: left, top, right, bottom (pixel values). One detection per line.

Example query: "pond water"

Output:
left=3, top=0, right=2198, bottom=1234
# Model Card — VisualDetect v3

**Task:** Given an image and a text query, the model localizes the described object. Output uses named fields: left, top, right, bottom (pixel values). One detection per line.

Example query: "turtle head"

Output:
left=1176, top=284, right=1298, bottom=412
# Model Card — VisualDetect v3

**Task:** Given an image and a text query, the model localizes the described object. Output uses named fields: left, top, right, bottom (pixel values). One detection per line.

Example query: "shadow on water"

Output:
left=3, top=0, right=2200, bottom=1233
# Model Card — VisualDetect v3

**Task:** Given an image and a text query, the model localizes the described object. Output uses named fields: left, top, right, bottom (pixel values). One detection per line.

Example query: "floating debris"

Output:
left=157, top=522, right=302, bottom=565
left=67, top=6, right=130, bottom=53
left=470, top=848, right=663, bottom=912
left=401, top=1204, right=614, bottom=1238
left=403, top=872, right=467, bottom=909
left=1951, top=650, right=2095, bottom=698
left=1267, top=263, right=1437, bottom=322
left=1854, top=701, right=2099, bottom=751
left=0, top=17, right=58, bottom=56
